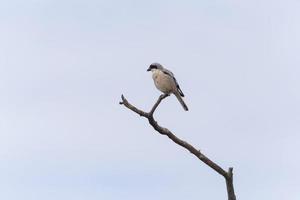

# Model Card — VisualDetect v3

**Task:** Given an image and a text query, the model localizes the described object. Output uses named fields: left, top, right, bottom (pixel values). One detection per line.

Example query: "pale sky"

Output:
left=0, top=0, right=300, bottom=200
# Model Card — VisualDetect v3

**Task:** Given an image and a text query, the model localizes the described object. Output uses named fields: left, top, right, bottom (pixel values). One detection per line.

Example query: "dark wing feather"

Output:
left=162, top=70, right=185, bottom=97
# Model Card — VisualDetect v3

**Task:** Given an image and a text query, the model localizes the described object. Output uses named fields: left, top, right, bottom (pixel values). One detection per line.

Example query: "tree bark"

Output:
left=120, top=94, right=237, bottom=200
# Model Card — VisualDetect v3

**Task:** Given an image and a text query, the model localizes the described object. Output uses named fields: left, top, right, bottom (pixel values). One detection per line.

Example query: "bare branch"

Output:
left=149, top=94, right=169, bottom=116
left=226, top=168, right=236, bottom=200
left=120, top=94, right=236, bottom=200
left=119, top=95, right=149, bottom=117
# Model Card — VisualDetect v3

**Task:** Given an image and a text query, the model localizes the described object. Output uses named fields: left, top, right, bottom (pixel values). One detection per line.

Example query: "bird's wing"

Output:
left=162, top=68, right=174, bottom=77
left=162, top=69, right=185, bottom=97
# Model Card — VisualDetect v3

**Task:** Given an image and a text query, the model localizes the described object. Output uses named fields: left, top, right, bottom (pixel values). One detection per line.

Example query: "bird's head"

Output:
left=147, top=63, right=163, bottom=72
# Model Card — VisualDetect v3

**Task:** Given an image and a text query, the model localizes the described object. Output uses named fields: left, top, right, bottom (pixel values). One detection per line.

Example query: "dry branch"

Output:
left=120, top=94, right=236, bottom=200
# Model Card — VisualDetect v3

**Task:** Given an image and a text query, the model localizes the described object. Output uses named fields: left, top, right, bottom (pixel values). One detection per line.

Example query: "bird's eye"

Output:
left=150, top=65, right=157, bottom=69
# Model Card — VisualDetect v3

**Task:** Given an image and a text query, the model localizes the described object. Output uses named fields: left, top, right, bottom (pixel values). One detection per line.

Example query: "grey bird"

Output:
left=147, top=63, right=188, bottom=111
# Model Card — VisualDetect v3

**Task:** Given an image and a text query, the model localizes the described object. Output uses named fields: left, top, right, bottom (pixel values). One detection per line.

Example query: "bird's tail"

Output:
left=174, top=92, right=188, bottom=111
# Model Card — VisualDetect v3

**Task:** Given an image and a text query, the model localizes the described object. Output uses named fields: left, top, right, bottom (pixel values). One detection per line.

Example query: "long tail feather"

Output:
left=174, top=92, right=188, bottom=111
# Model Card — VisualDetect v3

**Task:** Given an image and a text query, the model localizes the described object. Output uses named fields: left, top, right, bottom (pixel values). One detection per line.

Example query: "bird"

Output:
left=147, top=63, right=188, bottom=111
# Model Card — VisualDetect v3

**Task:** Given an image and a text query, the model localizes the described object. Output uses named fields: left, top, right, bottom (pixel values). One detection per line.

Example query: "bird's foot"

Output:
left=160, top=93, right=169, bottom=99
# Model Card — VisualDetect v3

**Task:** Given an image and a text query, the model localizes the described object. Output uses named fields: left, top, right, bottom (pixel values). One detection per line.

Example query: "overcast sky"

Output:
left=0, top=0, right=299, bottom=200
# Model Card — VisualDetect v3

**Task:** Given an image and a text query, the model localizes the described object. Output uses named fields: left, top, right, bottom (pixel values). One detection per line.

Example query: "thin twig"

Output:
left=149, top=94, right=169, bottom=116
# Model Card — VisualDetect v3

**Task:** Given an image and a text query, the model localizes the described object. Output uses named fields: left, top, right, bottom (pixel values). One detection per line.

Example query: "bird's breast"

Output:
left=151, top=70, right=174, bottom=94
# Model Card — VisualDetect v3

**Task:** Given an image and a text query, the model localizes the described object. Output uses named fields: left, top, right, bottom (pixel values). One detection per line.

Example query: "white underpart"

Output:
left=151, top=69, right=176, bottom=94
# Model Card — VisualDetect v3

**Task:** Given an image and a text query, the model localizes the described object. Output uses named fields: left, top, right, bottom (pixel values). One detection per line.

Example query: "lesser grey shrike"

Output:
left=147, top=63, right=188, bottom=111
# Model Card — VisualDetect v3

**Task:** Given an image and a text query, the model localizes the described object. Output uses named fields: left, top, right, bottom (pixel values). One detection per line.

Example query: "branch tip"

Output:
left=228, top=167, right=233, bottom=176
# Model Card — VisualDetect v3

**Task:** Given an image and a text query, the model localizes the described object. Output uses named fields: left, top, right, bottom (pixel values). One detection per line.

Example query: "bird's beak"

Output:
left=147, top=67, right=151, bottom=72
